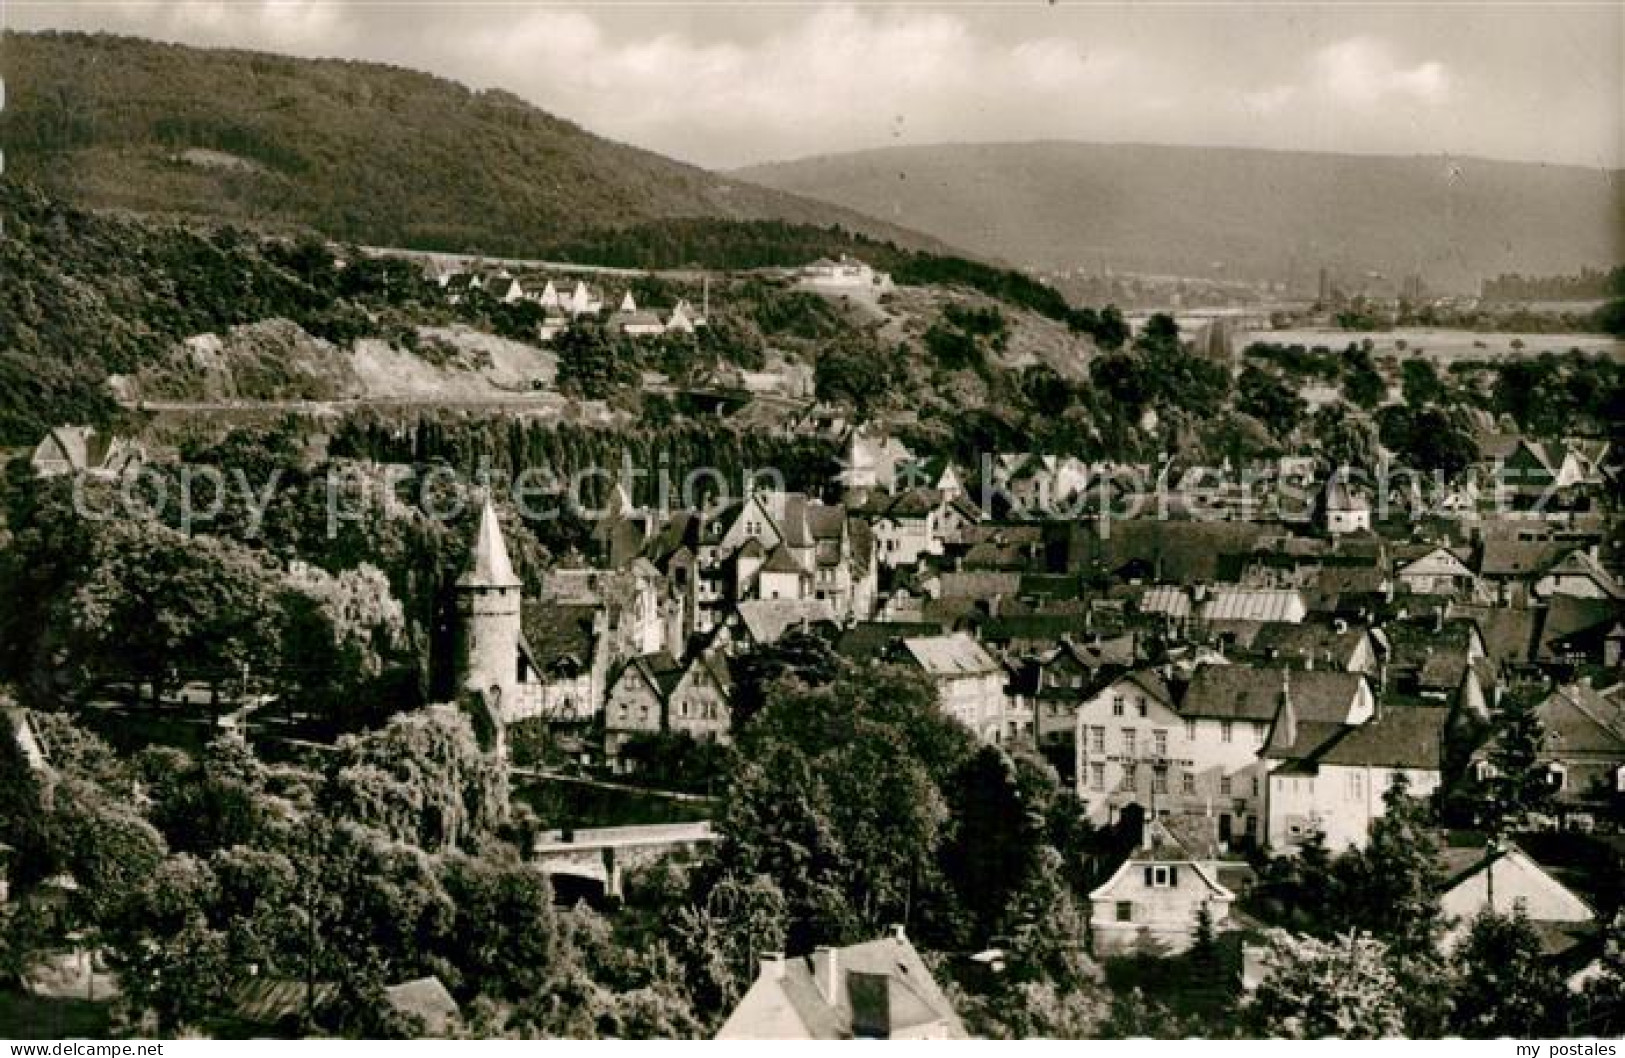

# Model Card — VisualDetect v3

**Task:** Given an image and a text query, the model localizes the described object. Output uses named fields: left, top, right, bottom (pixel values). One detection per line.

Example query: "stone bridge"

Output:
left=533, top=821, right=716, bottom=901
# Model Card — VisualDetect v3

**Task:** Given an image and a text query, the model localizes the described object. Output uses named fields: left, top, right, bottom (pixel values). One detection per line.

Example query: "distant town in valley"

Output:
left=0, top=18, right=1622, bottom=1045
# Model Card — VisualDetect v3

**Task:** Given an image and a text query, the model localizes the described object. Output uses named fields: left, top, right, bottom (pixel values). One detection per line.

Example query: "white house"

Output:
left=1533, top=548, right=1624, bottom=602
left=716, top=929, right=966, bottom=1040
left=1438, top=843, right=1596, bottom=954
left=1088, top=816, right=1236, bottom=956
left=1263, top=703, right=1446, bottom=852
left=902, top=633, right=1017, bottom=743
left=797, top=255, right=894, bottom=296
left=1396, top=545, right=1478, bottom=597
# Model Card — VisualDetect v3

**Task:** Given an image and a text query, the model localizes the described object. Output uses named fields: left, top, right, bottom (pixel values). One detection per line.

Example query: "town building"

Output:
left=1088, top=816, right=1236, bottom=956
left=901, top=633, right=1019, bottom=742
left=716, top=929, right=966, bottom=1040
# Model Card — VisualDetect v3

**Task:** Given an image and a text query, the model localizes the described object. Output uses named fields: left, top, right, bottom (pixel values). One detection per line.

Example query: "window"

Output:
left=1220, top=775, right=1232, bottom=796
left=1112, top=695, right=1125, bottom=717
left=1153, top=730, right=1168, bottom=757
left=1145, top=865, right=1179, bottom=888
left=1349, top=772, right=1365, bottom=799
left=1090, top=762, right=1106, bottom=791
left=1182, top=772, right=1196, bottom=795
left=1254, top=721, right=1268, bottom=743
left=1122, top=728, right=1137, bottom=755
left=1153, top=766, right=1168, bottom=794
left=1123, top=762, right=1139, bottom=788
left=1090, top=726, right=1106, bottom=754
left=1252, top=776, right=1260, bottom=797
left=1184, top=719, right=1197, bottom=741
left=1072, top=674, right=1084, bottom=689
left=1221, top=720, right=1234, bottom=743
left=1548, top=763, right=1568, bottom=791
left=1116, top=901, right=1133, bottom=922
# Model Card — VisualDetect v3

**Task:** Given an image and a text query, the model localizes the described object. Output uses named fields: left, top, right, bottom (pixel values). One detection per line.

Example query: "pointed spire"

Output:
left=458, top=499, right=521, bottom=589
left=1275, top=668, right=1297, bottom=752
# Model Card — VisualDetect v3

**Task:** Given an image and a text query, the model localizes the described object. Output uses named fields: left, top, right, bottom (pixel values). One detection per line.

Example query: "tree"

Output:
left=66, top=519, right=286, bottom=705
left=1237, top=364, right=1308, bottom=438
left=1476, top=693, right=1556, bottom=836
left=1578, top=911, right=1625, bottom=1036
left=1342, top=346, right=1386, bottom=410
left=1450, top=908, right=1566, bottom=1038
left=1310, top=405, right=1381, bottom=471
left=670, top=871, right=788, bottom=1017
left=814, top=336, right=893, bottom=412
left=1338, top=774, right=1446, bottom=957
left=325, top=709, right=509, bottom=853
left=1401, top=359, right=1446, bottom=406
left=1246, top=930, right=1405, bottom=1039
left=554, top=321, right=637, bottom=400
left=727, top=629, right=841, bottom=731
left=940, top=744, right=1045, bottom=944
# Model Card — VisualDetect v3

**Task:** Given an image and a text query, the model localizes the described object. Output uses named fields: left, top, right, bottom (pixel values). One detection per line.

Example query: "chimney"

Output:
left=761, top=952, right=786, bottom=981
left=890, top=923, right=907, bottom=942
left=814, top=945, right=839, bottom=1003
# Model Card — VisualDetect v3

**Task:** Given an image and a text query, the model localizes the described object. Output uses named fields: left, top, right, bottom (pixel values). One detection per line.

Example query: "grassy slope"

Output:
left=0, top=30, right=947, bottom=256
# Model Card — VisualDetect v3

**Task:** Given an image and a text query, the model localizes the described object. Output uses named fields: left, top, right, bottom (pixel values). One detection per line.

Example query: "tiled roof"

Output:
left=836, top=622, right=941, bottom=664
left=937, top=571, right=1022, bottom=600
left=761, top=546, right=806, bottom=576
left=736, top=599, right=838, bottom=645
left=520, top=601, right=597, bottom=670
left=902, top=632, right=1000, bottom=677
left=1480, top=540, right=1566, bottom=577
left=716, top=932, right=966, bottom=1040
left=384, top=976, right=460, bottom=1031
left=1181, top=665, right=1364, bottom=723
left=1315, top=706, right=1448, bottom=770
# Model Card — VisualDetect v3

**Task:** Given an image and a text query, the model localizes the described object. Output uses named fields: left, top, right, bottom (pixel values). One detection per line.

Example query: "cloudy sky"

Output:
left=11, top=2, right=1622, bottom=171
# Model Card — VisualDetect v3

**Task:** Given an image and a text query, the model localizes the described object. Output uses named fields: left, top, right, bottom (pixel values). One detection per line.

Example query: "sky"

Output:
left=9, top=2, right=1623, bottom=171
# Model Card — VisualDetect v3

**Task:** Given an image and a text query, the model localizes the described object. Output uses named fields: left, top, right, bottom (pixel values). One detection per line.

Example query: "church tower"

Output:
left=457, top=499, right=521, bottom=746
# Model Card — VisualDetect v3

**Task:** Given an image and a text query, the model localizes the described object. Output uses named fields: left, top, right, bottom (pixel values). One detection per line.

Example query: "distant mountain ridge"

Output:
left=736, top=141, right=1625, bottom=292
left=0, top=31, right=949, bottom=257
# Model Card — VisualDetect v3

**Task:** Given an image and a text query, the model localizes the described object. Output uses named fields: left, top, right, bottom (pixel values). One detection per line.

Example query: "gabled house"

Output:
left=901, top=633, right=1017, bottom=743
left=1071, top=669, right=1220, bottom=828
left=30, top=426, right=143, bottom=479
left=837, top=427, right=916, bottom=500
left=602, top=650, right=733, bottom=769
left=1314, top=470, right=1373, bottom=536
left=1438, top=843, right=1596, bottom=957
left=1534, top=548, right=1624, bottom=602
left=1088, top=815, right=1236, bottom=956
left=1471, top=680, right=1625, bottom=810
left=1263, top=702, right=1447, bottom=851
left=514, top=601, right=606, bottom=725
left=1395, top=545, right=1478, bottom=598
left=717, top=928, right=965, bottom=1040
left=1248, top=620, right=1382, bottom=677
left=1020, top=635, right=1136, bottom=747
left=1538, top=596, right=1625, bottom=668
left=603, top=651, right=683, bottom=763
left=1177, top=666, right=1377, bottom=846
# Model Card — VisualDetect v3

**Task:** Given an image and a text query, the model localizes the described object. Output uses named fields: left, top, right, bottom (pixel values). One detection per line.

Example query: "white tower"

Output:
left=457, top=499, right=521, bottom=748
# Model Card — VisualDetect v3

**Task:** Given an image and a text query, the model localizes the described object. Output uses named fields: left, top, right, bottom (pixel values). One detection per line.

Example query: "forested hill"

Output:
left=0, top=31, right=948, bottom=257
left=736, top=142, right=1625, bottom=291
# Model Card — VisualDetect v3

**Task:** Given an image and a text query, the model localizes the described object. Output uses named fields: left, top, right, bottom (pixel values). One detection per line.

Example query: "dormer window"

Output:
left=1143, top=865, right=1179, bottom=888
